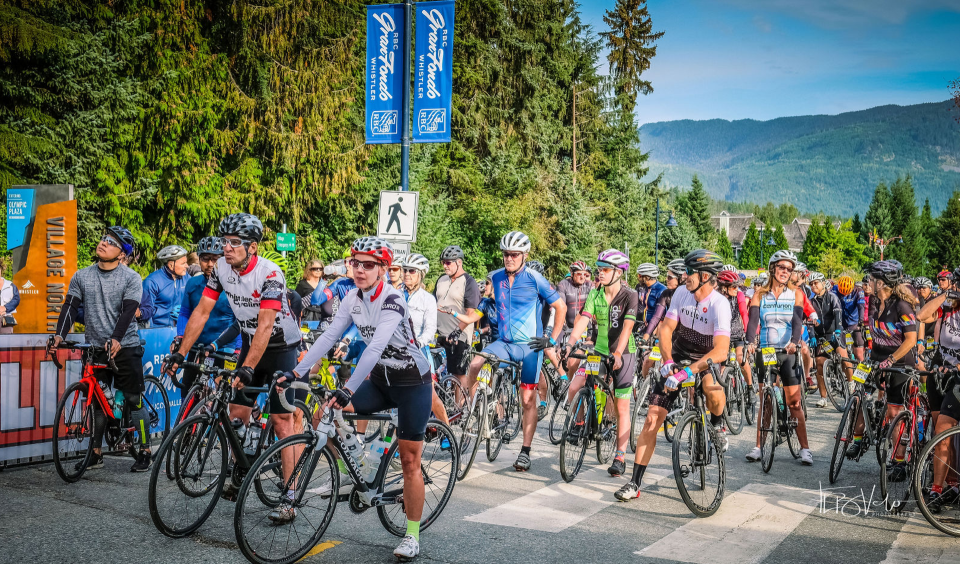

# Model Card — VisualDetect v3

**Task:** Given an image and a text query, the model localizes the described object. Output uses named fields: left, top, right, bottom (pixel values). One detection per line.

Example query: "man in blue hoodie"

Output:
left=140, top=245, right=189, bottom=327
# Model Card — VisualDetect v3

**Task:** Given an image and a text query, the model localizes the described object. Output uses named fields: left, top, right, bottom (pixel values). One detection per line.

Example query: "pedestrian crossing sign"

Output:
left=377, top=190, right=418, bottom=242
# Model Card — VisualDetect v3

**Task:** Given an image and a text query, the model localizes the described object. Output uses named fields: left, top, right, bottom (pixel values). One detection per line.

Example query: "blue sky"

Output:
left=578, top=0, right=960, bottom=124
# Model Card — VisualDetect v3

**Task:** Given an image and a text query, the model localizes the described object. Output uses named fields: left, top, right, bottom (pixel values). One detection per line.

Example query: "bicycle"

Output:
left=629, top=343, right=657, bottom=452
left=756, top=347, right=803, bottom=473
left=818, top=333, right=857, bottom=412
left=548, top=362, right=585, bottom=446
left=671, top=359, right=726, bottom=517
left=538, top=356, right=569, bottom=421
left=828, top=361, right=889, bottom=484
left=913, top=381, right=960, bottom=537
left=233, top=381, right=458, bottom=564
left=48, top=337, right=170, bottom=483
left=878, top=366, right=932, bottom=512
left=559, top=346, right=617, bottom=482
left=718, top=346, right=748, bottom=436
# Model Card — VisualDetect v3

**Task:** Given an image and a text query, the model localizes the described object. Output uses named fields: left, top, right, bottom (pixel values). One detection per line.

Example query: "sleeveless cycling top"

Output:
left=757, top=288, right=796, bottom=349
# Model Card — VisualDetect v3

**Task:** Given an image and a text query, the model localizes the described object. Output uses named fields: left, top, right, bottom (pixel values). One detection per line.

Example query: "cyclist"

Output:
left=525, top=260, right=564, bottom=417
left=808, top=272, right=843, bottom=408
left=48, top=226, right=155, bottom=472
left=637, top=258, right=686, bottom=380
left=914, top=276, right=936, bottom=362
left=790, top=263, right=818, bottom=390
left=434, top=245, right=480, bottom=394
left=563, top=249, right=638, bottom=476
left=173, top=236, right=241, bottom=389
left=477, top=274, right=499, bottom=345
left=464, top=231, right=566, bottom=472
left=165, top=213, right=304, bottom=507
left=937, top=270, right=953, bottom=294
left=747, top=273, right=767, bottom=299
left=291, top=237, right=432, bottom=560
left=402, top=253, right=449, bottom=427
left=833, top=274, right=867, bottom=380
left=556, top=261, right=591, bottom=334
left=744, top=249, right=814, bottom=466
left=635, top=262, right=665, bottom=333
left=717, top=268, right=753, bottom=409
left=615, top=250, right=730, bottom=501
left=139, top=244, right=189, bottom=327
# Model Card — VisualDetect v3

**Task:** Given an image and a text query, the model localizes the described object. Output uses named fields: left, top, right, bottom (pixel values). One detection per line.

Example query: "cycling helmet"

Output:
left=440, top=245, right=464, bottom=261
left=683, top=249, right=724, bottom=275
left=795, top=261, right=807, bottom=274
left=720, top=264, right=737, bottom=272
left=404, top=253, right=430, bottom=274
left=157, top=245, right=188, bottom=262
left=937, top=269, right=953, bottom=280
left=867, top=260, right=903, bottom=287
left=953, top=267, right=960, bottom=282
left=753, top=273, right=768, bottom=286
left=196, top=236, right=224, bottom=256
left=767, top=249, right=798, bottom=269
left=914, top=276, right=933, bottom=289
left=717, top=270, right=740, bottom=286
left=597, top=248, right=630, bottom=271
left=666, top=258, right=686, bottom=276
left=218, top=213, right=264, bottom=242
left=104, top=226, right=135, bottom=255
left=808, top=271, right=826, bottom=283
left=738, top=273, right=746, bottom=281
left=837, top=275, right=854, bottom=295
left=351, top=236, right=395, bottom=267
left=570, top=261, right=589, bottom=274
left=342, top=248, right=353, bottom=259
left=527, top=260, right=546, bottom=275
left=500, top=231, right=531, bottom=252
left=635, top=262, right=659, bottom=278
left=258, top=248, right=287, bottom=272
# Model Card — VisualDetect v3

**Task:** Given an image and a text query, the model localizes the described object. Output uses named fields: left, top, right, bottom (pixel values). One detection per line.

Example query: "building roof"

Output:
left=711, top=211, right=765, bottom=247
left=784, top=218, right=810, bottom=252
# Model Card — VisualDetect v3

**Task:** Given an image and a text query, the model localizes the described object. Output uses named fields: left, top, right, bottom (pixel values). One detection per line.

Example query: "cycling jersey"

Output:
left=665, top=286, right=731, bottom=360
left=727, top=290, right=748, bottom=342
left=645, top=287, right=676, bottom=338
left=202, top=255, right=301, bottom=350
left=833, top=286, right=866, bottom=327
left=489, top=265, right=560, bottom=344
left=811, top=290, right=842, bottom=338
left=177, top=273, right=241, bottom=349
left=556, top=278, right=590, bottom=329
left=406, top=287, right=437, bottom=348
left=636, top=281, right=667, bottom=324
left=435, top=273, right=480, bottom=343
left=932, top=305, right=960, bottom=364
left=869, top=296, right=917, bottom=358
left=140, top=266, right=187, bottom=327
left=61, top=263, right=142, bottom=348
left=580, top=286, right=639, bottom=355
left=477, top=297, right=499, bottom=341
left=752, top=288, right=801, bottom=349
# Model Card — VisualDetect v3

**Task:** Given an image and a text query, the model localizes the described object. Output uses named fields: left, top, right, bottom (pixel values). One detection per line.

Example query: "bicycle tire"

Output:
left=457, top=390, right=485, bottom=480
left=559, top=388, right=591, bottom=482
left=829, top=393, right=860, bottom=484
left=786, top=415, right=802, bottom=460
left=52, top=381, right=95, bottom=483
left=548, top=394, right=569, bottom=445
left=505, top=380, right=523, bottom=441
left=486, top=381, right=507, bottom=462
left=630, top=376, right=652, bottom=452
left=873, top=396, right=888, bottom=468
left=723, top=371, right=745, bottom=435
left=143, top=375, right=171, bottom=445
left=823, top=360, right=847, bottom=412
left=879, top=410, right=914, bottom=513
left=376, top=420, right=459, bottom=537
left=759, top=387, right=777, bottom=474
left=663, top=392, right=686, bottom=443
left=672, top=411, right=725, bottom=517
left=744, top=381, right=757, bottom=426
left=149, top=414, right=228, bottom=537
left=538, top=367, right=554, bottom=421
left=913, top=425, right=960, bottom=536
left=596, top=414, right=617, bottom=465
left=234, top=435, right=338, bottom=564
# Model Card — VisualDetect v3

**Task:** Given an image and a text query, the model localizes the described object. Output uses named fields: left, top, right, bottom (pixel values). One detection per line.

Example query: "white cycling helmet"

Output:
left=808, top=271, right=825, bottom=283
left=666, top=258, right=686, bottom=275
left=635, top=262, right=659, bottom=277
left=158, top=245, right=188, bottom=262
left=795, top=261, right=808, bottom=274
left=500, top=231, right=531, bottom=252
left=768, top=249, right=798, bottom=269
left=404, top=253, right=430, bottom=274
left=753, top=273, right=768, bottom=285
left=721, top=264, right=737, bottom=272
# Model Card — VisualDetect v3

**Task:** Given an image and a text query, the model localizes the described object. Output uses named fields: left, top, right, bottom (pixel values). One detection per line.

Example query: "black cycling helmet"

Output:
left=440, top=245, right=464, bottom=261
left=953, top=266, right=960, bottom=282
left=527, top=260, right=546, bottom=275
left=105, top=226, right=135, bottom=255
left=867, top=260, right=903, bottom=287
left=683, top=249, right=725, bottom=275
left=196, top=236, right=224, bottom=256
left=218, top=213, right=264, bottom=242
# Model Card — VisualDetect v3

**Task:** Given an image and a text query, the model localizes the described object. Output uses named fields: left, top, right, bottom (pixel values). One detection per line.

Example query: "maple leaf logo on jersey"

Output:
left=252, top=290, right=261, bottom=298
left=266, top=271, right=278, bottom=279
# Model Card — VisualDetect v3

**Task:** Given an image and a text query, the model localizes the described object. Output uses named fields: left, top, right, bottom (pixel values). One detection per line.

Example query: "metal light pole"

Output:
left=399, top=0, right=413, bottom=191
left=869, top=233, right=902, bottom=261
left=653, top=197, right=678, bottom=267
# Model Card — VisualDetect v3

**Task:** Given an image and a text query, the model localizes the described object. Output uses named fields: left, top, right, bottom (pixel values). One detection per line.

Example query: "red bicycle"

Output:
left=878, top=366, right=932, bottom=512
left=48, top=337, right=170, bottom=483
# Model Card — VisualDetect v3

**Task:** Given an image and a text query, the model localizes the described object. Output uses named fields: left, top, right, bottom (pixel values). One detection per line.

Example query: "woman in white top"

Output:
left=403, top=253, right=449, bottom=426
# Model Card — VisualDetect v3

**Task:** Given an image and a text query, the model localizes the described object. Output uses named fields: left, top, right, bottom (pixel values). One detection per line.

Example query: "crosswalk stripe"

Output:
left=636, top=482, right=816, bottom=564
left=880, top=514, right=960, bottom=564
left=461, top=446, right=551, bottom=482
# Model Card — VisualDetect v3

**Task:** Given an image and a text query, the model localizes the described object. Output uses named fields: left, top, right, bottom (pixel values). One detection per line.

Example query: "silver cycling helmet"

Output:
left=914, top=276, right=933, bottom=289
left=404, top=253, right=430, bottom=274
left=158, top=245, right=188, bottom=262
left=500, top=231, right=531, bottom=252
left=807, top=271, right=825, bottom=283
left=666, top=258, right=686, bottom=276
left=768, top=249, right=798, bottom=269
left=721, top=264, right=737, bottom=272
left=635, top=262, right=659, bottom=278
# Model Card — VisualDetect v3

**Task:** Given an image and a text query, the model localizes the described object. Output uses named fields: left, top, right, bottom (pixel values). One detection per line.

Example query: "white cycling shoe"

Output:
left=394, top=535, right=420, bottom=561
left=745, top=447, right=762, bottom=462
left=800, top=448, right=813, bottom=466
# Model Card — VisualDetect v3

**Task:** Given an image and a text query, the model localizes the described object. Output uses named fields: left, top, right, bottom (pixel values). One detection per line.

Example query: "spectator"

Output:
left=139, top=245, right=189, bottom=327
left=186, top=252, right=201, bottom=276
left=296, top=259, right=324, bottom=298
left=0, top=259, right=19, bottom=333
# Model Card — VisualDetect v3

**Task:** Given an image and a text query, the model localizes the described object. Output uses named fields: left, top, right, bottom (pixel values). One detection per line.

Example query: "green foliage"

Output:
left=678, top=175, right=711, bottom=243
left=656, top=209, right=699, bottom=263
left=739, top=222, right=760, bottom=269
left=934, top=191, right=960, bottom=270
left=851, top=213, right=865, bottom=243
left=601, top=0, right=664, bottom=115
left=716, top=228, right=734, bottom=263
left=800, top=220, right=829, bottom=267
left=919, top=199, right=937, bottom=275
left=770, top=223, right=789, bottom=253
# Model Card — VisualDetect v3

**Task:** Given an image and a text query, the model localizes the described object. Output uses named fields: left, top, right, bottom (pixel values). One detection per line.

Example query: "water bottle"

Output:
left=232, top=418, right=247, bottom=444
left=246, top=422, right=262, bottom=456
left=113, top=390, right=125, bottom=419
left=100, top=382, right=119, bottom=417
left=594, top=385, right=605, bottom=424
left=437, top=348, right=448, bottom=376
left=341, top=427, right=365, bottom=469
left=360, top=436, right=392, bottom=483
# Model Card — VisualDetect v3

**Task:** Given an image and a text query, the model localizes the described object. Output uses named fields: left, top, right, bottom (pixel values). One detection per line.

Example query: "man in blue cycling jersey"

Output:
left=139, top=245, right=189, bottom=327
left=634, top=262, right=665, bottom=332
left=464, top=231, right=566, bottom=472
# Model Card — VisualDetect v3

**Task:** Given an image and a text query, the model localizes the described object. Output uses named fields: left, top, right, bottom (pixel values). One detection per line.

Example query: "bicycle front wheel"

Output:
left=829, top=393, right=860, bottom=484
left=759, top=387, right=777, bottom=474
left=879, top=410, right=914, bottom=513
left=143, top=375, right=171, bottom=445
left=824, top=359, right=847, bottom=412
left=723, top=373, right=745, bottom=436
left=672, top=411, right=725, bottom=517
left=52, top=381, right=95, bottom=483
left=457, top=390, right=485, bottom=480
left=549, top=393, right=570, bottom=446
left=559, top=388, right=591, bottom=483
left=914, top=425, right=960, bottom=536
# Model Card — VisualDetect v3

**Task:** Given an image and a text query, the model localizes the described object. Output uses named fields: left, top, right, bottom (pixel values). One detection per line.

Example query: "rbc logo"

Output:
left=371, top=110, right=399, bottom=135
left=417, top=109, right=446, bottom=134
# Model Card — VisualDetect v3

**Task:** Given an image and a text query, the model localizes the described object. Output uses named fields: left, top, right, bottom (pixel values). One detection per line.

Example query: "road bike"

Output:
left=234, top=381, right=458, bottom=564
left=537, top=357, right=570, bottom=422
left=818, top=334, right=858, bottom=412
left=48, top=338, right=170, bottom=483
left=829, top=361, right=889, bottom=484
left=629, top=343, right=657, bottom=452
left=756, top=347, right=803, bottom=473
left=878, top=366, right=932, bottom=512
left=559, top=346, right=617, bottom=482
left=718, top=346, right=748, bottom=436
left=913, top=379, right=960, bottom=536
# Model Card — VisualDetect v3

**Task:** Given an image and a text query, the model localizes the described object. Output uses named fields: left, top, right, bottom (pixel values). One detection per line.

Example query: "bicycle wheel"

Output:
left=829, top=393, right=860, bottom=484
left=52, top=381, right=95, bottom=483
left=596, top=413, right=617, bottom=465
left=149, top=414, right=228, bottom=537
left=723, top=373, right=745, bottom=436
left=914, top=425, right=960, bottom=536
left=487, top=382, right=507, bottom=462
left=630, top=376, right=651, bottom=452
left=235, top=436, right=338, bottom=564
left=879, top=410, right=914, bottom=513
left=457, top=390, right=485, bottom=480
left=559, top=388, right=591, bottom=483
left=376, top=420, right=459, bottom=537
left=672, top=411, right=725, bottom=517
left=548, top=394, right=570, bottom=446
left=143, top=375, right=171, bottom=445
left=538, top=367, right=554, bottom=421
left=744, top=380, right=757, bottom=426
left=759, top=387, right=777, bottom=474
left=786, top=414, right=802, bottom=460
left=664, top=392, right=686, bottom=443
left=824, top=360, right=847, bottom=412
left=504, top=380, right=523, bottom=441
left=438, top=375, right=470, bottom=429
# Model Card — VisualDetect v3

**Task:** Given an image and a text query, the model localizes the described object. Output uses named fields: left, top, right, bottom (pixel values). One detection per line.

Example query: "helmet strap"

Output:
left=234, top=242, right=255, bottom=273
left=603, top=269, right=623, bottom=288
left=506, top=257, right=525, bottom=276
left=692, top=271, right=713, bottom=294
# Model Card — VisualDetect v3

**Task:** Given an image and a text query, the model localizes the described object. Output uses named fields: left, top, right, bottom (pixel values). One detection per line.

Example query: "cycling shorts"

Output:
left=754, top=351, right=802, bottom=387
left=611, top=353, right=637, bottom=394
left=939, top=386, right=960, bottom=422
left=926, top=371, right=956, bottom=413
left=882, top=369, right=915, bottom=407
left=647, top=352, right=701, bottom=410
left=441, top=338, right=471, bottom=376
left=844, top=326, right=865, bottom=348
left=482, top=340, right=543, bottom=385
left=93, top=346, right=145, bottom=397
left=350, top=376, right=432, bottom=441
left=233, top=345, right=304, bottom=413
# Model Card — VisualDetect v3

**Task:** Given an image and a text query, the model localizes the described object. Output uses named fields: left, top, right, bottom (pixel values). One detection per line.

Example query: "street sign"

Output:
left=276, top=232, right=296, bottom=252
left=385, top=241, right=410, bottom=265
left=377, top=190, right=418, bottom=242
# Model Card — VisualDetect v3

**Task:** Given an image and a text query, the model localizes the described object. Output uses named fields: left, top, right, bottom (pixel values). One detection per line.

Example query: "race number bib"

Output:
left=821, top=341, right=834, bottom=354
left=729, top=348, right=737, bottom=363
left=586, top=355, right=602, bottom=376
left=761, top=347, right=777, bottom=366
left=649, top=346, right=662, bottom=361
left=224, top=358, right=237, bottom=371
left=845, top=334, right=854, bottom=347
left=478, top=364, right=492, bottom=387
left=852, top=363, right=872, bottom=384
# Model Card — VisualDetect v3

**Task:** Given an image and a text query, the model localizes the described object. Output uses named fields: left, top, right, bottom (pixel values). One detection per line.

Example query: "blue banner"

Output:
left=366, top=3, right=406, bottom=144
left=413, top=0, right=455, bottom=143
left=139, top=327, right=179, bottom=431
left=6, top=187, right=34, bottom=250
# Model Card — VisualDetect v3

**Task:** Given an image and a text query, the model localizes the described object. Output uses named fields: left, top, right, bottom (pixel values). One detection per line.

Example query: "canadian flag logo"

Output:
left=252, top=290, right=261, bottom=298
left=266, top=271, right=278, bottom=279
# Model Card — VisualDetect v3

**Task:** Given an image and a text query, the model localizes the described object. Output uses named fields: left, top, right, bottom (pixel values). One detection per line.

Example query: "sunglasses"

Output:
left=100, top=235, right=121, bottom=249
left=773, top=264, right=793, bottom=272
left=349, top=258, right=382, bottom=271
left=402, top=267, right=420, bottom=274
left=222, top=237, right=246, bottom=248
left=598, top=266, right=616, bottom=274
left=502, top=252, right=522, bottom=260
left=441, top=260, right=458, bottom=266
left=310, top=267, right=322, bottom=272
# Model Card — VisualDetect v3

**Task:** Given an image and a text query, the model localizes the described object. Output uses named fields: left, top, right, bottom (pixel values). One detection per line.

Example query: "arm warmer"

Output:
left=736, top=292, right=749, bottom=328
left=55, top=294, right=80, bottom=339
left=139, top=280, right=156, bottom=321
left=790, top=306, right=804, bottom=344
left=746, top=305, right=760, bottom=342
left=341, top=308, right=405, bottom=392
left=111, top=299, right=140, bottom=342
left=214, top=321, right=242, bottom=350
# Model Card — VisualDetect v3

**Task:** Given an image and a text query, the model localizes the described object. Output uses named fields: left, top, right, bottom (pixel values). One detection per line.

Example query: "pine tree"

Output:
left=864, top=182, right=893, bottom=241
left=919, top=199, right=936, bottom=275
left=739, top=222, right=761, bottom=269
left=716, top=228, right=735, bottom=263
left=601, top=0, right=665, bottom=114
left=680, top=175, right=712, bottom=243
left=935, top=191, right=960, bottom=269
left=886, top=176, right=924, bottom=271
left=851, top=213, right=865, bottom=244
left=771, top=223, right=790, bottom=254
left=657, top=210, right=701, bottom=262
left=800, top=220, right=830, bottom=268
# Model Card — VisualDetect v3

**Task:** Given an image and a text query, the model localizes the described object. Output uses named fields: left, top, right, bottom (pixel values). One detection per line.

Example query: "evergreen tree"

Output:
left=887, top=176, right=924, bottom=272
left=864, top=182, right=893, bottom=257
left=935, top=191, right=960, bottom=269
left=919, top=199, right=936, bottom=275
left=771, top=223, right=790, bottom=253
left=680, top=175, right=712, bottom=243
left=851, top=213, right=865, bottom=244
left=657, top=211, right=700, bottom=263
left=800, top=220, right=830, bottom=267
left=716, top=228, right=735, bottom=263
left=739, top=222, right=761, bottom=269
left=601, top=0, right=665, bottom=114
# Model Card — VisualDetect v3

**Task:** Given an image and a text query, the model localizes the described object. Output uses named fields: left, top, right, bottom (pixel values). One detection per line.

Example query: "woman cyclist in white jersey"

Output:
left=745, top=250, right=813, bottom=466
left=402, top=253, right=451, bottom=426
left=289, top=237, right=432, bottom=561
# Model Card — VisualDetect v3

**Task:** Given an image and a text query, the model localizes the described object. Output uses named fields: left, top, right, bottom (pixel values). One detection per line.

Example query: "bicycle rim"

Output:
left=548, top=395, right=570, bottom=446
left=596, top=417, right=617, bottom=465
left=559, top=389, right=590, bottom=483
left=673, top=411, right=725, bottom=517
left=787, top=417, right=801, bottom=459
left=760, top=388, right=777, bottom=473
left=829, top=394, right=859, bottom=484
left=723, top=376, right=745, bottom=435
left=235, top=436, right=337, bottom=564
left=879, top=410, right=913, bottom=513
left=143, top=376, right=171, bottom=445
left=913, top=426, right=960, bottom=536
left=824, top=361, right=846, bottom=412
left=457, top=391, right=485, bottom=480
left=52, top=381, right=94, bottom=483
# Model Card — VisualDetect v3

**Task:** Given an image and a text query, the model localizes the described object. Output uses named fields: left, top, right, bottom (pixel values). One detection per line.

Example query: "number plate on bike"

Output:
left=586, top=355, right=601, bottom=375
left=845, top=334, right=854, bottom=347
left=926, top=336, right=935, bottom=347
left=649, top=346, right=662, bottom=361
left=203, top=356, right=215, bottom=369
left=478, top=364, right=492, bottom=386
left=729, top=348, right=736, bottom=362
left=761, top=347, right=777, bottom=366
left=822, top=341, right=834, bottom=354
left=224, top=359, right=237, bottom=370
left=852, top=363, right=871, bottom=384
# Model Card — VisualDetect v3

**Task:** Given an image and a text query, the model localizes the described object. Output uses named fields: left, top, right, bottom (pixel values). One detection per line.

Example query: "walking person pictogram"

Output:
left=386, top=197, right=407, bottom=234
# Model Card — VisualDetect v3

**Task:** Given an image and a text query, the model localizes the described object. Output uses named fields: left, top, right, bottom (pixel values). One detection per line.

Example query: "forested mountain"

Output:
left=639, top=100, right=960, bottom=216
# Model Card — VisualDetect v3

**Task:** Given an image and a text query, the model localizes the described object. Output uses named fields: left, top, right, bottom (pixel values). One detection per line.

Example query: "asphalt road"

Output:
left=2, top=393, right=958, bottom=564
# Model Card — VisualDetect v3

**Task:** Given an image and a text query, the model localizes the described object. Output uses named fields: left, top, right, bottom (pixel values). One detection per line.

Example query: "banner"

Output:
left=413, top=0, right=455, bottom=143
left=6, top=187, right=34, bottom=250
left=366, top=3, right=406, bottom=144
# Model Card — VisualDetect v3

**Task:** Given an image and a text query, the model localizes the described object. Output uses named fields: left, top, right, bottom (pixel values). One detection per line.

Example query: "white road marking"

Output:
left=636, top=482, right=816, bottom=564
left=461, top=444, right=550, bottom=482
left=880, top=513, right=960, bottom=564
